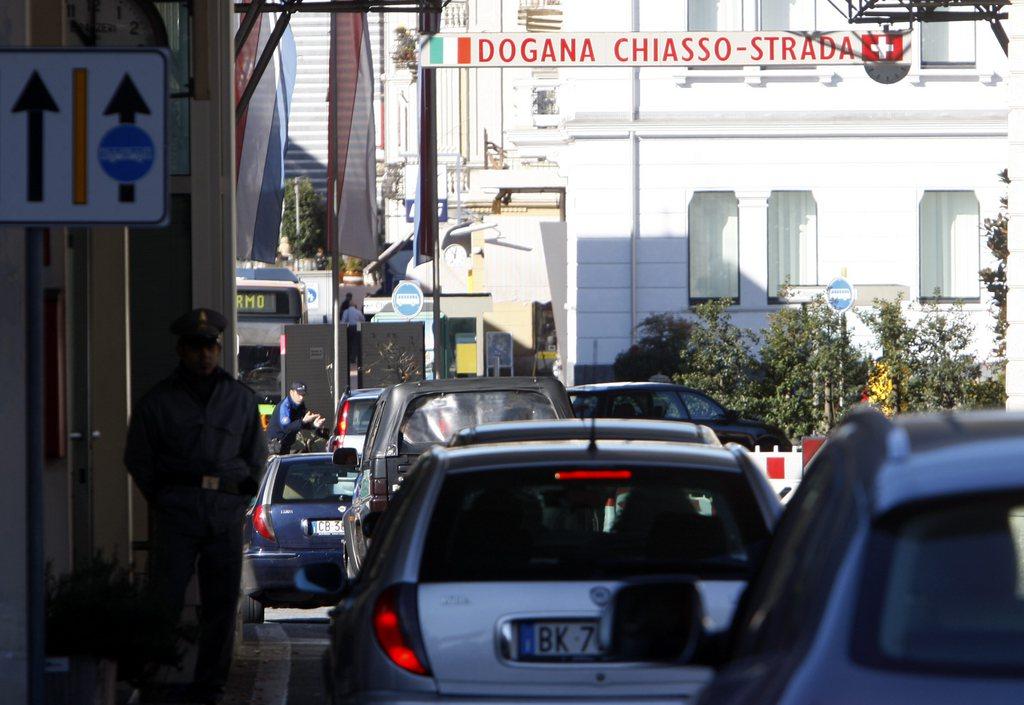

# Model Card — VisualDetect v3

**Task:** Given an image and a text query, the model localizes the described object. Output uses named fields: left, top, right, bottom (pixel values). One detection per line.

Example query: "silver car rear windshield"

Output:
left=399, top=391, right=558, bottom=453
left=346, top=397, right=376, bottom=435
left=419, top=466, right=770, bottom=581
left=855, top=496, right=1024, bottom=675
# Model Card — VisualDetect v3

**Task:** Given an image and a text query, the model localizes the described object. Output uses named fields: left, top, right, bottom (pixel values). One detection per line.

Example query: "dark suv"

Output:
left=339, top=376, right=574, bottom=576
left=568, top=382, right=791, bottom=451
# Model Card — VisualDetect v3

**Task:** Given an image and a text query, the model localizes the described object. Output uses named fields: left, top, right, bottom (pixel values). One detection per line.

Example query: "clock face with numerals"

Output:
left=865, top=61, right=911, bottom=85
left=66, top=0, right=168, bottom=47
left=443, top=244, right=470, bottom=270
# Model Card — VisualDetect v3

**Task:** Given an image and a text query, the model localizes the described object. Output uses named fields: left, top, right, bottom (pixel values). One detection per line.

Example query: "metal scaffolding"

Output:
left=828, top=0, right=1009, bottom=54
left=233, top=0, right=444, bottom=119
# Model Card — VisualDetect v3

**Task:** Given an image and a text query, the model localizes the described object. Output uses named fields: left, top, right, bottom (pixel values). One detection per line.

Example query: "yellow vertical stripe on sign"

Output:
left=73, top=69, right=87, bottom=205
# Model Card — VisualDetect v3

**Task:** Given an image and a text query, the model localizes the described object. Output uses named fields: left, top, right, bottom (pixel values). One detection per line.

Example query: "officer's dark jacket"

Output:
left=267, top=395, right=308, bottom=439
left=124, top=367, right=267, bottom=502
left=266, top=395, right=309, bottom=453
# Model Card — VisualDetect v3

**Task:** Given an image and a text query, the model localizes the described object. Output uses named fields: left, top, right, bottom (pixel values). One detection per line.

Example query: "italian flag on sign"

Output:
left=428, top=36, right=472, bottom=65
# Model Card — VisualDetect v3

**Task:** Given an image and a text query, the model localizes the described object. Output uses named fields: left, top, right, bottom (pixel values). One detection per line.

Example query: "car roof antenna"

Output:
left=588, top=339, right=598, bottom=452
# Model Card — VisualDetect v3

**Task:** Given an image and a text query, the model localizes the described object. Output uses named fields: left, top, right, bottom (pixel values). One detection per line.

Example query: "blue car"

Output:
left=241, top=453, right=357, bottom=623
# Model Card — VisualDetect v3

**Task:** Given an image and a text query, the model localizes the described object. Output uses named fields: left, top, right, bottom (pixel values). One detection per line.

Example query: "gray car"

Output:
left=446, top=418, right=722, bottom=448
left=612, top=408, right=1024, bottom=705
left=309, top=439, right=781, bottom=705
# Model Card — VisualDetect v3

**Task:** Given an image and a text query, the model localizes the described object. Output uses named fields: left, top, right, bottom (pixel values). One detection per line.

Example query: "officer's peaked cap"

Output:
left=171, top=308, right=227, bottom=342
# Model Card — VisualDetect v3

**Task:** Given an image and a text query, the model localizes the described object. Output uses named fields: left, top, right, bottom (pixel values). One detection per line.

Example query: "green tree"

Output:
left=980, top=169, right=1009, bottom=359
left=280, top=177, right=326, bottom=258
left=613, top=313, right=693, bottom=381
left=908, top=302, right=982, bottom=410
left=978, top=169, right=1008, bottom=407
left=858, top=297, right=916, bottom=413
left=675, top=299, right=762, bottom=415
left=760, top=297, right=867, bottom=437
left=860, top=297, right=992, bottom=412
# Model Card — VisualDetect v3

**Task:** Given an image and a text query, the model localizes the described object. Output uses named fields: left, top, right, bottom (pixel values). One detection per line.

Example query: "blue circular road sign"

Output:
left=98, top=125, right=155, bottom=183
left=391, top=280, right=424, bottom=319
left=826, top=277, right=855, bottom=313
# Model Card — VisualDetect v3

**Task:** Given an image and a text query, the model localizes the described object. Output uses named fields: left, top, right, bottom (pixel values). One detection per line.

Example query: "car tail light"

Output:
left=252, top=505, right=276, bottom=541
left=554, top=469, right=633, bottom=481
left=373, top=585, right=430, bottom=676
left=372, top=478, right=388, bottom=496
left=336, top=400, right=350, bottom=438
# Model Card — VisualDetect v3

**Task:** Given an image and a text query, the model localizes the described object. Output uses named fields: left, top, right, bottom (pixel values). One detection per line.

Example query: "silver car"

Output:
left=313, top=439, right=781, bottom=705
left=614, top=408, right=1024, bottom=705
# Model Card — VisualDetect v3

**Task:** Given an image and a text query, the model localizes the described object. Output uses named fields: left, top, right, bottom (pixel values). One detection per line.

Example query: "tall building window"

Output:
left=768, top=191, right=817, bottom=298
left=920, top=191, right=980, bottom=299
left=688, top=0, right=743, bottom=31
left=759, top=0, right=815, bottom=31
left=689, top=192, right=740, bottom=302
left=921, top=13, right=976, bottom=66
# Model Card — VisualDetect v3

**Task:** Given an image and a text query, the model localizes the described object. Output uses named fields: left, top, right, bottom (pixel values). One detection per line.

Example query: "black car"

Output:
left=338, top=376, right=574, bottom=577
left=568, top=382, right=791, bottom=451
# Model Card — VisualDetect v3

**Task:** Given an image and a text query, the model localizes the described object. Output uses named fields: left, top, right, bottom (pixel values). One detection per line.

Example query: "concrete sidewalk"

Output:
left=142, top=608, right=328, bottom=705
left=221, top=623, right=292, bottom=705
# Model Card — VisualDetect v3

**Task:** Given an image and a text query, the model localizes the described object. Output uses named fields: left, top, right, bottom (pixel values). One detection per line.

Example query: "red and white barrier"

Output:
left=748, top=437, right=826, bottom=502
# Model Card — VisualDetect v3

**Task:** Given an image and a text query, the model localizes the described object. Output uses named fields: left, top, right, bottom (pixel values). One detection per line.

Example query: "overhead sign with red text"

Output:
left=423, top=31, right=907, bottom=68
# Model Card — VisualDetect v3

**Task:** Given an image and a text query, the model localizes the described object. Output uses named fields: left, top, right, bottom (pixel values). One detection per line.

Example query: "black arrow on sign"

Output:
left=103, top=74, right=150, bottom=202
left=12, top=71, right=59, bottom=202
left=103, top=74, right=150, bottom=124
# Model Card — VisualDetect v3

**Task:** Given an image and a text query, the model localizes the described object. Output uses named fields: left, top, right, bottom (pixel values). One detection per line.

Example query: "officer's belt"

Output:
left=162, top=474, right=245, bottom=495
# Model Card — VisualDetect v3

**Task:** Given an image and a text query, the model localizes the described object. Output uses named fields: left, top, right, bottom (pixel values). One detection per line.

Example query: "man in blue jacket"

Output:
left=267, top=381, right=325, bottom=454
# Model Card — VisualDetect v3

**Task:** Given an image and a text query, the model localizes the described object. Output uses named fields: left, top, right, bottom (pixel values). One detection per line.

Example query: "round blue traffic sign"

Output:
left=391, top=280, right=424, bottom=319
left=98, top=125, right=155, bottom=183
left=826, top=277, right=855, bottom=313
left=306, top=287, right=318, bottom=305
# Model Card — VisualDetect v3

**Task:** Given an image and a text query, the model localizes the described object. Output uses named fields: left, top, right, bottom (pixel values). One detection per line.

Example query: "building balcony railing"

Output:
left=442, top=0, right=469, bottom=30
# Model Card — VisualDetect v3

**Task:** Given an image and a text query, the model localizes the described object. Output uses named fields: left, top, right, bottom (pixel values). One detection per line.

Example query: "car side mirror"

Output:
left=294, top=562, right=346, bottom=596
left=333, top=447, right=358, bottom=467
left=723, top=409, right=739, bottom=422
left=600, top=579, right=703, bottom=662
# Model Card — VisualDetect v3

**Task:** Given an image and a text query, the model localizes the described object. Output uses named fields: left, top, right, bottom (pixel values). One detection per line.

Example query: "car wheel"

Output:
left=242, top=595, right=264, bottom=624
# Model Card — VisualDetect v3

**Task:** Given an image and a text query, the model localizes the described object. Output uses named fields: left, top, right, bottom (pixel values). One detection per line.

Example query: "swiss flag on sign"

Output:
left=862, top=33, right=904, bottom=62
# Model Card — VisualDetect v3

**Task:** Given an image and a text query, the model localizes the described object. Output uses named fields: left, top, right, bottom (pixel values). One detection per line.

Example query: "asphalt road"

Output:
left=229, top=607, right=333, bottom=705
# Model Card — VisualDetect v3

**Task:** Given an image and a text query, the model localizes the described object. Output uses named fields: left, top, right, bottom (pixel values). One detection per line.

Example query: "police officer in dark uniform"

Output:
left=266, top=381, right=326, bottom=454
left=124, top=308, right=266, bottom=705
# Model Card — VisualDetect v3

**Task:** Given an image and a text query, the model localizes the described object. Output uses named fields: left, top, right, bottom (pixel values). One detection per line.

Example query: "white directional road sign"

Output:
left=0, top=49, right=168, bottom=226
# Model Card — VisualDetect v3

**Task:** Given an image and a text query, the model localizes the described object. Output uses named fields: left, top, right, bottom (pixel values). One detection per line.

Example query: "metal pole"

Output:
left=455, top=154, right=463, bottom=223
left=236, top=5, right=298, bottom=121
left=333, top=250, right=341, bottom=407
left=294, top=179, right=301, bottom=247
left=234, top=0, right=269, bottom=57
left=419, top=6, right=441, bottom=377
left=26, top=227, right=44, bottom=705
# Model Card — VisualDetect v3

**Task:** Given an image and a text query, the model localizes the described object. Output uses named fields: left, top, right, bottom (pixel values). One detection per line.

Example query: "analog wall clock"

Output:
left=864, top=61, right=911, bottom=85
left=66, top=0, right=169, bottom=47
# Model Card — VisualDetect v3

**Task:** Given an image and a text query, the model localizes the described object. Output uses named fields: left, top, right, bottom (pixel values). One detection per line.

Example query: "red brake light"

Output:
left=373, top=587, right=430, bottom=675
left=336, top=400, right=350, bottom=437
left=252, top=505, right=276, bottom=541
left=554, top=470, right=633, bottom=481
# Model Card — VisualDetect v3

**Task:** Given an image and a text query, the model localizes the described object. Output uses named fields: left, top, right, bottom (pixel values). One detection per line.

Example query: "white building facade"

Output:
left=377, top=0, right=1007, bottom=386
left=531, top=0, right=1009, bottom=383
